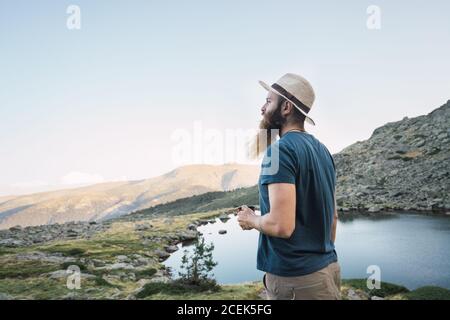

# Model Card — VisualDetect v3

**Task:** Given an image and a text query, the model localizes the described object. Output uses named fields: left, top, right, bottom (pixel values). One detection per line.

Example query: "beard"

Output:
left=247, top=104, right=286, bottom=160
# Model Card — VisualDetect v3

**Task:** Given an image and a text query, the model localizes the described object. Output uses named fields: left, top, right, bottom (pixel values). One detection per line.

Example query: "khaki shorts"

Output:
left=262, top=262, right=341, bottom=300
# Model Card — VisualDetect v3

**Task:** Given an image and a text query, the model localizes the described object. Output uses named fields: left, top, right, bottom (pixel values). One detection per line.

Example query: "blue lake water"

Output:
left=164, top=213, right=450, bottom=290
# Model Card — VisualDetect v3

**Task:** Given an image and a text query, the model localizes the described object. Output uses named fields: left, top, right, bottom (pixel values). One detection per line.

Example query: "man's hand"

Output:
left=237, top=205, right=258, bottom=230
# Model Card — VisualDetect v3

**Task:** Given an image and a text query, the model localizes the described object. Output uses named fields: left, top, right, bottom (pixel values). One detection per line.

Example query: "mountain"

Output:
left=124, top=100, right=450, bottom=216
left=1, top=101, right=448, bottom=230
left=0, top=164, right=259, bottom=229
left=334, top=100, right=449, bottom=212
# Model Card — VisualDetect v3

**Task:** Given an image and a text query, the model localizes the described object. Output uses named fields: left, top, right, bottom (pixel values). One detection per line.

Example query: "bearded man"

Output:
left=238, top=73, right=341, bottom=300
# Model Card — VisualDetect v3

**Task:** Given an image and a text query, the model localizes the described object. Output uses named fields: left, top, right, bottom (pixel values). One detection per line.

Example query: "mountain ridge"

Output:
left=0, top=164, right=259, bottom=229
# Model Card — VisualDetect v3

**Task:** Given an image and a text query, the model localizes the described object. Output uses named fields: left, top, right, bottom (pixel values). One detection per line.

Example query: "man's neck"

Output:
left=280, top=123, right=305, bottom=137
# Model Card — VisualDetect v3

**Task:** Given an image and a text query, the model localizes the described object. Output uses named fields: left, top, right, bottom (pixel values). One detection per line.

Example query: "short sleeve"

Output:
left=260, top=141, right=296, bottom=185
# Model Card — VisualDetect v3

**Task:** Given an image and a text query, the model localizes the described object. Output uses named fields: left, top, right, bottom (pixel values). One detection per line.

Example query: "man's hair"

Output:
left=277, top=95, right=306, bottom=125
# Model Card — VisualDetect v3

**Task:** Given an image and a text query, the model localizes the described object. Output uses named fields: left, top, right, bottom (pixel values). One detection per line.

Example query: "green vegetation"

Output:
left=134, top=268, right=157, bottom=280
left=136, top=279, right=220, bottom=299
left=0, top=260, right=59, bottom=279
left=60, top=261, right=87, bottom=271
left=139, top=281, right=261, bottom=300
left=179, top=237, right=218, bottom=285
left=397, top=286, right=450, bottom=300
left=342, top=279, right=409, bottom=298
left=0, top=192, right=449, bottom=300
left=126, top=186, right=258, bottom=219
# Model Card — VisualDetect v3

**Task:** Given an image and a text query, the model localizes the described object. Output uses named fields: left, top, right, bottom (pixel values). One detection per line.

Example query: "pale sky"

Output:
left=1, top=0, right=449, bottom=196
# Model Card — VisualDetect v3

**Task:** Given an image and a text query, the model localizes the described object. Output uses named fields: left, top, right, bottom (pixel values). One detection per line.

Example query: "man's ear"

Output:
left=283, top=100, right=294, bottom=115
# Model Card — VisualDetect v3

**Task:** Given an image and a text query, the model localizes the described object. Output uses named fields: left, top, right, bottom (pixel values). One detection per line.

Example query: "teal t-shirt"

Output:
left=257, top=131, right=338, bottom=276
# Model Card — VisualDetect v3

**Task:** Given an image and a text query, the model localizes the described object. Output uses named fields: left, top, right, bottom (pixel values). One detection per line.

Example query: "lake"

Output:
left=164, top=212, right=450, bottom=290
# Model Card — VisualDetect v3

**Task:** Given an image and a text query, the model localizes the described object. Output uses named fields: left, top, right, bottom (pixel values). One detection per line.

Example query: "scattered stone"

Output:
left=218, top=230, right=227, bottom=235
left=0, top=293, right=12, bottom=300
left=219, top=214, right=230, bottom=222
left=0, top=239, right=26, bottom=247
left=16, top=251, right=76, bottom=264
left=135, top=223, right=152, bottom=231
left=91, top=259, right=106, bottom=267
left=165, top=245, right=179, bottom=253
left=0, top=221, right=110, bottom=247
left=346, top=289, right=362, bottom=300
left=47, top=270, right=96, bottom=279
left=154, top=249, right=170, bottom=259
left=101, top=263, right=135, bottom=271
left=148, top=275, right=172, bottom=284
left=334, top=100, right=450, bottom=213
left=116, top=255, right=129, bottom=263
left=187, top=223, right=197, bottom=230
left=178, top=230, right=199, bottom=241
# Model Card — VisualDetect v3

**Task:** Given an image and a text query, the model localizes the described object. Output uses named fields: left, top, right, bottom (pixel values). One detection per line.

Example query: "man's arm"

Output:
left=331, top=193, right=338, bottom=243
left=253, top=183, right=296, bottom=238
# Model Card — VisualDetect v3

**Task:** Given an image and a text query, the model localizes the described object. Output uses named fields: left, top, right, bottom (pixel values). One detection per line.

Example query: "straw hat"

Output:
left=259, top=73, right=316, bottom=125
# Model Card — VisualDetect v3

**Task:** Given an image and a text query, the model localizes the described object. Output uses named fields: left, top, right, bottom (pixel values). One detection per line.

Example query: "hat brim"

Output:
left=259, top=80, right=315, bottom=126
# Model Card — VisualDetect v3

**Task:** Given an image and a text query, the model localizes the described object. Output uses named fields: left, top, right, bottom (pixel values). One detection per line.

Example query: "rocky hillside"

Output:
left=0, top=164, right=259, bottom=230
left=1, top=209, right=449, bottom=300
left=334, top=100, right=449, bottom=212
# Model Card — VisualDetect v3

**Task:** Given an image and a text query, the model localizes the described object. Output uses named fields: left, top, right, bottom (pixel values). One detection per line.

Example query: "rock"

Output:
left=219, top=214, right=230, bottom=222
left=334, top=100, right=450, bottom=213
left=135, top=223, right=152, bottom=231
left=128, top=279, right=153, bottom=299
left=91, top=259, right=106, bottom=267
left=218, top=230, right=227, bottom=235
left=346, top=289, right=367, bottom=300
left=165, top=245, right=179, bottom=253
left=0, top=221, right=110, bottom=247
left=66, top=229, right=80, bottom=237
left=116, top=255, right=129, bottom=263
left=47, top=270, right=96, bottom=279
left=197, top=219, right=208, bottom=226
left=162, top=218, right=174, bottom=224
left=154, top=249, right=170, bottom=259
left=108, top=288, right=122, bottom=300
left=16, top=252, right=76, bottom=264
left=371, top=296, right=385, bottom=300
left=97, top=263, right=135, bottom=271
left=149, top=275, right=172, bottom=284
left=133, top=256, right=152, bottom=266
left=62, top=292, right=78, bottom=300
left=0, top=293, right=12, bottom=300
left=178, top=230, right=199, bottom=241
left=0, top=239, right=26, bottom=247
left=187, top=223, right=197, bottom=230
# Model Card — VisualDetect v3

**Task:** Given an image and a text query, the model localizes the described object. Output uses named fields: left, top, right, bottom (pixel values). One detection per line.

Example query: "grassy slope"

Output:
left=122, top=186, right=258, bottom=219
left=1, top=190, right=449, bottom=299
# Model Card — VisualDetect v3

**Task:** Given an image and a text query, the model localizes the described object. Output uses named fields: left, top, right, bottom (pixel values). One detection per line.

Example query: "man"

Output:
left=237, top=73, right=340, bottom=300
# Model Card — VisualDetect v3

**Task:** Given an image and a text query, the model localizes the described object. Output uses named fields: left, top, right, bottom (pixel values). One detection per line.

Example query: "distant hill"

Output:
left=0, top=164, right=259, bottom=229
left=126, top=100, right=450, bottom=217
left=1, top=101, right=448, bottom=230
left=122, top=185, right=259, bottom=221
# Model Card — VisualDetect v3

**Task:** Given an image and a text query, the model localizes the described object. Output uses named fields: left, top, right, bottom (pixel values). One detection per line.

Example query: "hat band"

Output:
left=271, top=83, right=310, bottom=114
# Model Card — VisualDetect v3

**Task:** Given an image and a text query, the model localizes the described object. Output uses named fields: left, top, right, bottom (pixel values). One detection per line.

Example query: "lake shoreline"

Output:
left=338, top=208, right=450, bottom=217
